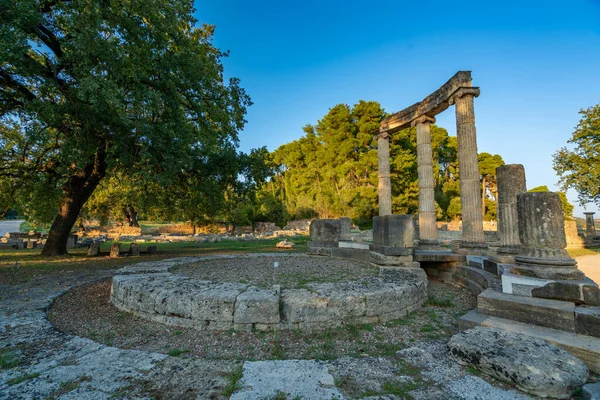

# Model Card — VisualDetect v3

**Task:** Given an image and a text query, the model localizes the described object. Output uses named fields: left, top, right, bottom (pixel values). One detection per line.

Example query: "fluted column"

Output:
left=512, top=192, right=583, bottom=280
left=496, top=164, right=526, bottom=255
left=412, top=115, right=439, bottom=248
left=449, top=87, right=486, bottom=252
left=584, top=212, right=597, bottom=242
left=378, top=132, right=392, bottom=216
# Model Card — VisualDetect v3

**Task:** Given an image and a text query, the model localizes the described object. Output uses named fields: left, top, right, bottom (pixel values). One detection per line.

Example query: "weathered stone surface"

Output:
left=369, top=244, right=411, bottom=256
left=477, top=289, right=576, bottom=332
left=146, top=245, right=157, bottom=254
left=448, top=327, right=589, bottom=399
left=275, top=240, right=296, bottom=249
left=130, top=242, right=140, bottom=256
left=87, top=242, right=100, bottom=256
left=234, top=286, right=280, bottom=324
left=532, top=280, right=600, bottom=306
left=378, top=133, right=392, bottom=216
left=585, top=212, right=597, bottom=242
left=66, top=234, right=78, bottom=249
left=513, top=192, right=584, bottom=281
left=575, top=307, right=600, bottom=337
left=372, top=214, right=413, bottom=247
left=109, top=242, right=120, bottom=258
left=582, top=382, right=600, bottom=400
left=310, top=219, right=342, bottom=242
left=496, top=164, right=526, bottom=255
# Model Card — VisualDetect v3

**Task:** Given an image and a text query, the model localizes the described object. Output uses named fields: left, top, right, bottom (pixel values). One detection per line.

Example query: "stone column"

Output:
left=412, top=115, right=439, bottom=248
left=584, top=212, right=597, bottom=241
left=512, top=192, right=583, bottom=280
left=378, top=132, right=392, bottom=216
left=449, top=87, right=486, bottom=252
left=496, top=164, right=526, bottom=257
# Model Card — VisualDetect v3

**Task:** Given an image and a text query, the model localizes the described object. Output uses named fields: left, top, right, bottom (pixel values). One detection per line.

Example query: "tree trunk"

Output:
left=128, top=205, right=139, bottom=227
left=122, top=206, right=133, bottom=226
left=41, top=150, right=106, bottom=256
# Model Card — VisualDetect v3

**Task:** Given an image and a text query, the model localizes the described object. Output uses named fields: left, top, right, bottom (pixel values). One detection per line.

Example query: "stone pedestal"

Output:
left=110, top=243, right=120, bottom=258
left=584, top=212, right=597, bottom=243
left=493, top=164, right=526, bottom=262
left=88, top=242, right=100, bottom=256
left=370, top=214, right=416, bottom=266
left=66, top=234, right=78, bottom=249
left=130, top=243, right=140, bottom=256
left=508, top=192, right=599, bottom=305
left=413, top=116, right=439, bottom=249
left=377, top=133, right=392, bottom=216
left=449, top=87, right=486, bottom=253
left=307, top=219, right=343, bottom=255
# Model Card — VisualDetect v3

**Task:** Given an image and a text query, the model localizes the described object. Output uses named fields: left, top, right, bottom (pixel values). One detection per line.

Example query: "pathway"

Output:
left=576, top=253, right=600, bottom=285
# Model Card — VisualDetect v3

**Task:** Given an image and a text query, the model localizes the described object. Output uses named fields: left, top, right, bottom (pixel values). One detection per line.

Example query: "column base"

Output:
left=510, top=263, right=585, bottom=281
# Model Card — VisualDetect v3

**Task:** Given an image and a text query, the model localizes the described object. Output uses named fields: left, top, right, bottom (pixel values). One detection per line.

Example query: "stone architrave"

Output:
left=449, top=87, right=487, bottom=253
left=377, top=132, right=392, bottom=216
left=495, top=164, right=526, bottom=258
left=512, top=192, right=584, bottom=280
left=584, top=212, right=597, bottom=242
left=412, top=115, right=439, bottom=249
left=110, top=242, right=120, bottom=258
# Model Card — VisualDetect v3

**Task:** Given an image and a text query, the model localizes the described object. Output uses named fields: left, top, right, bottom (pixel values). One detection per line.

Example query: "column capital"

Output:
left=376, top=132, right=390, bottom=140
left=584, top=212, right=595, bottom=216
left=411, top=115, right=436, bottom=127
left=448, top=87, right=481, bottom=105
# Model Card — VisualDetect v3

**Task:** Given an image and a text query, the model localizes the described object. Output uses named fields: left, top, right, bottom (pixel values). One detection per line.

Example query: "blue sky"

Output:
left=194, top=0, right=600, bottom=218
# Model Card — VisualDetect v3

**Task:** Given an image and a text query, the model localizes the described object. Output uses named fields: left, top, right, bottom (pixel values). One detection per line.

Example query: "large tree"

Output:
left=553, top=105, right=600, bottom=207
left=0, top=0, right=251, bottom=255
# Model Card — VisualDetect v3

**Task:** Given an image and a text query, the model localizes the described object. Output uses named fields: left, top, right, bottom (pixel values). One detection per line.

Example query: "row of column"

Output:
left=377, top=87, right=485, bottom=252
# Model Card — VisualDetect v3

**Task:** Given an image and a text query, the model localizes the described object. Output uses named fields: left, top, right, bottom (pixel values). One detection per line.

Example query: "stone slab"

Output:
left=372, top=214, right=413, bottom=247
left=531, top=279, right=600, bottom=306
left=582, top=382, right=600, bottom=400
left=478, top=289, right=576, bottom=332
left=230, top=360, right=343, bottom=400
left=414, top=250, right=466, bottom=264
left=466, top=256, right=487, bottom=269
left=369, top=244, right=412, bottom=256
left=458, top=309, right=600, bottom=374
left=338, top=241, right=370, bottom=250
left=501, top=271, right=551, bottom=296
left=309, top=219, right=342, bottom=242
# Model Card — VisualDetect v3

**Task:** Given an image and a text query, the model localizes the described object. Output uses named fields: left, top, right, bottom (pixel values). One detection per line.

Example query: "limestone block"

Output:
left=88, top=242, right=100, bottom=256
left=130, top=243, right=140, bottom=256
left=275, top=240, right=296, bottom=249
left=339, top=217, right=352, bottom=240
left=575, top=307, right=600, bottom=338
left=368, top=251, right=413, bottom=266
left=309, top=219, right=342, bottom=242
left=110, top=243, right=120, bottom=258
left=234, top=286, right=280, bottom=324
left=281, top=289, right=330, bottom=323
left=582, top=382, right=600, bottom=400
left=66, top=234, right=78, bottom=249
left=190, top=283, right=245, bottom=323
left=372, top=214, right=413, bottom=247
left=147, top=245, right=157, bottom=254
left=448, top=327, right=589, bottom=399
left=532, top=280, right=600, bottom=306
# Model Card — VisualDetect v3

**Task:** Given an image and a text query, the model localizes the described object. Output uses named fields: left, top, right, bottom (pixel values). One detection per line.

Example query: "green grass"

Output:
left=6, top=371, right=40, bottom=385
left=568, top=247, right=600, bottom=258
left=223, top=364, right=244, bottom=397
left=424, top=294, right=456, bottom=308
left=167, top=348, right=190, bottom=357
left=0, top=348, right=21, bottom=369
left=0, top=236, right=308, bottom=284
left=466, top=366, right=481, bottom=375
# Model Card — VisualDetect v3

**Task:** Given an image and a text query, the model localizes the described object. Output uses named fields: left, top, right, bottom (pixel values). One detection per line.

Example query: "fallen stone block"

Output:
left=448, top=326, right=588, bottom=399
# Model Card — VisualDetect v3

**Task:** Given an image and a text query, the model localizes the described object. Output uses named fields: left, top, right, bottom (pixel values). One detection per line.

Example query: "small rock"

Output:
left=448, top=327, right=588, bottom=399
left=276, top=240, right=296, bottom=249
left=583, top=382, right=600, bottom=400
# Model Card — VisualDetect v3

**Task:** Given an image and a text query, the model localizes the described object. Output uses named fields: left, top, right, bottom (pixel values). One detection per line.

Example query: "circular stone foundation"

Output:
left=110, top=254, right=428, bottom=332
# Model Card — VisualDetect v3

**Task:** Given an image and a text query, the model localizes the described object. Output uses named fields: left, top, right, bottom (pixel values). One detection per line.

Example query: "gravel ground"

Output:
left=48, top=278, right=476, bottom=362
left=172, top=255, right=380, bottom=289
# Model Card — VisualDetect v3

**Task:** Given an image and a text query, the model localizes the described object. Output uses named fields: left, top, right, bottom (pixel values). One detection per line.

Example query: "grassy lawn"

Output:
left=567, top=247, right=600, bottom=258
left=0, top=236, right=308, bottom=284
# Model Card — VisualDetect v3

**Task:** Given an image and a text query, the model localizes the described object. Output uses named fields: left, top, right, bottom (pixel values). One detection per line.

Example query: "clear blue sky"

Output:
left=194, top=0, right=600, bottom=218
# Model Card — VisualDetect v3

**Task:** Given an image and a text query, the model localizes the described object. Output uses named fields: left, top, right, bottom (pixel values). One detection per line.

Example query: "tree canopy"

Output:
left=0, top=0, right=251, bottom=254
left=553, top=105, right=600, bottom=207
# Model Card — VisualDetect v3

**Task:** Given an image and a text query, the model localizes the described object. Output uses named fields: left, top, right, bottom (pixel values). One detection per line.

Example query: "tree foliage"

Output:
left=553, top=105, right=600, bottom=207
left=0, top=0, right=251, bottom=254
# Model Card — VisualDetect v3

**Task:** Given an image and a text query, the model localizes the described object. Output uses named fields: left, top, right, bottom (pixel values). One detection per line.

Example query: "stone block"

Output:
left=281, top=289, right=329, bottom=323
left=26, top=241, right=36, bottom=249
left=130, top=243, right=140, bottom=256
left=66, top=234, right=78, bottom=249
left=478, top=289, right=576, bottom=332
left=575, top=307, right=600, bottom=338
left=234, top=287, right=280, bottom=324
left=110, top=243, right=120, bottom=258
left=448, top=327, right=589, bottom=399
left=309, top=219, right=342, bottom=242
left=582, top=382, right=600, bottom=400
left=372, top=214, right=413, bottom=247
left=339, top=217, right=352, bottom=240
left=147, top=245, right=157, bottom=254
left=368, top=251, right=414, bottom=266
left=88, top=242, right=100, bottom=256
left=532, top=280, right=600, bottom=306
left=369, top=244, right=411, bottom=256
left=329, top=247, right=371, bottom=262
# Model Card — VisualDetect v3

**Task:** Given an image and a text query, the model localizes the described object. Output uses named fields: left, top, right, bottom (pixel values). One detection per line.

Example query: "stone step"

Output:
left=466, top=255, right=487, bottom=269
left=477, top=289, right=576, bottom=332
left=459, top=308, right=600, bottom=374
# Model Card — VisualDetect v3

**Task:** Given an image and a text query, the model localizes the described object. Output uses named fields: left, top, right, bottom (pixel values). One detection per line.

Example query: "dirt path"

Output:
left=576, top=254, right=600, bottom=285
